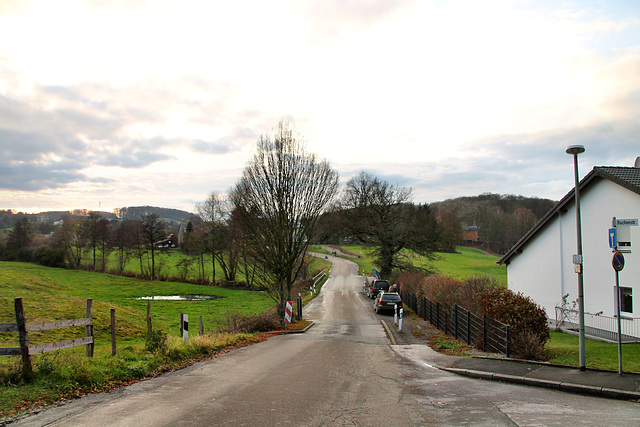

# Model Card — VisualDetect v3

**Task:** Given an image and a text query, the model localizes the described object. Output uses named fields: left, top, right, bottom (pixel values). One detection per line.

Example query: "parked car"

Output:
left=366, top=279, right=390, bottom=298
left=373, top=292, right=402, bottom=314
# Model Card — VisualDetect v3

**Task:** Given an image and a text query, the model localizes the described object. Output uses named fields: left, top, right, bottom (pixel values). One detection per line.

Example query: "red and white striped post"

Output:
left=284, top=301, right=293, bottom=325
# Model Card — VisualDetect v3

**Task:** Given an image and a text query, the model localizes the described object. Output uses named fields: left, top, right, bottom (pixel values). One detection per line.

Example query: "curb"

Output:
left=380, top=320, right=397, bottom=345
left=440, top=367, right=640, bottom=401
left=276, top=321, right=315, bottom=334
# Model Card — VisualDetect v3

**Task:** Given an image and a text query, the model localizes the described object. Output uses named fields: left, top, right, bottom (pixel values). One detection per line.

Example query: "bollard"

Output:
left=297, top=293, right=303, bottom=319
left=183, top=314, right=189, bottom=344
left=398, top=308, right=403, bottom=332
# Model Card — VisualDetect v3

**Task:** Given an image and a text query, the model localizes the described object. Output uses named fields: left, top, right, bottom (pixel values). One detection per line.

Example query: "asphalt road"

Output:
left=15, top=256, right=640, bottom=426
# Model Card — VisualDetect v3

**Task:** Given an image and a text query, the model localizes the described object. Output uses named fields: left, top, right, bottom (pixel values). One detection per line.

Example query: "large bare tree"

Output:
left=230, top=120, right=339, bottom=317
left=339, top=171, right=440, bottom=277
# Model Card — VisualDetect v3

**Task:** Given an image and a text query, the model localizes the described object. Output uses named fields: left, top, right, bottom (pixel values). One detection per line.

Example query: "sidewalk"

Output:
left=380, top=314, right=640, bottom=402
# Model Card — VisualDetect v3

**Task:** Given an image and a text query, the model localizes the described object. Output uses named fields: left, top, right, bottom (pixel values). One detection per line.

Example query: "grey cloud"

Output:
left=189, top=139, right=232, bottom=154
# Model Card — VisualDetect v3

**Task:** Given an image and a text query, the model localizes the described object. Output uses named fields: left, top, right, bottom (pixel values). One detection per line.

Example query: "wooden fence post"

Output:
left=146, top=300, right=152, bottom=338
left=198, top=317, right=204, bottom=336
left=110, top=308, right=116, bottom=356
left=14, top=298, right=32, bottom=378
left=85, top=299, right=94, bottom=357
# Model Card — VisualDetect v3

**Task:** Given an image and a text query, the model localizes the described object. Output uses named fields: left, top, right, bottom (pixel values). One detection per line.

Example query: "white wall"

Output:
left=508, top=178, right=640, bottom=322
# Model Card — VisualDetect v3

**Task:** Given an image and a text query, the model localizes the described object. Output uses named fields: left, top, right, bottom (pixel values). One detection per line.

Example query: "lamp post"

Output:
left=566, top=144, right=586, bottom=371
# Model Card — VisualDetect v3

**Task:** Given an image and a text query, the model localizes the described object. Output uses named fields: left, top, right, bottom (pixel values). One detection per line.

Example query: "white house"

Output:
left=499, top=163, right=640, bottom=340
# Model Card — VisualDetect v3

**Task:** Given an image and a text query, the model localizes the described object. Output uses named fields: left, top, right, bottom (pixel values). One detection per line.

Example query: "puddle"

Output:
left=136, top=295, right=224, bottom=301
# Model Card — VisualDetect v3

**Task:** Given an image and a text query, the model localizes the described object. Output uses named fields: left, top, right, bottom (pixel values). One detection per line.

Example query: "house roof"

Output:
left=498, top=166, right=640, bottom=265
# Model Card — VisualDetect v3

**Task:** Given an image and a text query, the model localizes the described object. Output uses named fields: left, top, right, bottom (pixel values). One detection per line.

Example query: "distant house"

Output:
left=462, top=225, right=479, bottom=244
left=155, top=234, right=178, bottom=248
left=499, top=164, right=640, bottom=340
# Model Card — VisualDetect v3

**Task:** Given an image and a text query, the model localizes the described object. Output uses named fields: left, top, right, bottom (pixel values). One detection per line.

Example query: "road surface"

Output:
left=15, top=256, right=640, bottom=426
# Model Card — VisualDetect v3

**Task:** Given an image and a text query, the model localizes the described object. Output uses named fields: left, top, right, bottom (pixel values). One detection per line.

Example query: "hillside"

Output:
left=430, top=193, right=557, bottom=254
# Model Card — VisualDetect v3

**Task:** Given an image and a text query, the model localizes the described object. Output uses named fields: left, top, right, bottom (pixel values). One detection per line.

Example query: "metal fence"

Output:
left=555, top=306, right=640, bottom=342
left=403, top=292, right=511, bottom=357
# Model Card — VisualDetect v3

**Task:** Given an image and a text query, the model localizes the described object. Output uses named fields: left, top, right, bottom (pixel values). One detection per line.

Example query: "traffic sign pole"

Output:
left=614, top=268, right=623, bottom=375
left=611, top=251, right=625, bottom=375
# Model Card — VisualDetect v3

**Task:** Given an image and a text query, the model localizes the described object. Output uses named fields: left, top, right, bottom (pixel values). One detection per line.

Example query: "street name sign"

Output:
left=615, top=218, right=638, bottom=226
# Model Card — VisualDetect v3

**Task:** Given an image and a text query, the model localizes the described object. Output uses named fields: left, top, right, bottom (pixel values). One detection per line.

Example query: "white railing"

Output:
left=555, top=306, right=640, bottom=340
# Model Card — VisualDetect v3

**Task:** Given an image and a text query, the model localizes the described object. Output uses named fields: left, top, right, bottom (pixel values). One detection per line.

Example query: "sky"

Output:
left=1, top=0, right=639, bottom=214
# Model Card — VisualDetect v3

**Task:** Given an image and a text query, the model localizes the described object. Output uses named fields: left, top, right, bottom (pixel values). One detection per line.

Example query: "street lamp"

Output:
left=566, top=144, right=586, bottom=371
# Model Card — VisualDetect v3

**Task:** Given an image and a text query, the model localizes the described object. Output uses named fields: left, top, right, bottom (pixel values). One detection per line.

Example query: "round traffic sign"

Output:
left=612, top=252, right=625, bottom=271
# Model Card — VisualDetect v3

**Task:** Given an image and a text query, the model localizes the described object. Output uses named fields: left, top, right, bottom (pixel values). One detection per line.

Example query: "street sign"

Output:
left=615, top=219, right=639, bottom=227
left=609, top=228, right=617, bottom=248
left=572, top=254, right=583, bottom=264
left=612, top=252, right=625, bottom=271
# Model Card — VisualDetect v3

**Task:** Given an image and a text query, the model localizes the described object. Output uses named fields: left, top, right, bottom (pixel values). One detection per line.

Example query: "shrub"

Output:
left=395, top=272, right=426, bottom=294
left=225, top=308, right=281, bottom=333
left=458, top=275, right=501, bottom=314
left=478, top=287, right=550, bottom=360
left=31, top=247, right=66, bottom=268
left=422, top=275, right=462, bottom=307
left=145, top=330, right=168, bottom=354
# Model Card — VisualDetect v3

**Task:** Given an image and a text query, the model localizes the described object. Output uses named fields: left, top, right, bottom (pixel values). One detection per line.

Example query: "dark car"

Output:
left=368, top=279, right=390, bottom=298
left=373, top=292, right=403, bottom=314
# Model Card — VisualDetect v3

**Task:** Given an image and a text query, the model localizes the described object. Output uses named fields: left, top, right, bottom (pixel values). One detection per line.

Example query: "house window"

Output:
left=619, top=287, right=633, bottom=314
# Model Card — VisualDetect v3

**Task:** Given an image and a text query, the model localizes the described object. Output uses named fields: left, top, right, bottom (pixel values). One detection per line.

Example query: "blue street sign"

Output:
left=612, top=252, right=625, bottom=272
left=609, top=228, right=617, bottom=248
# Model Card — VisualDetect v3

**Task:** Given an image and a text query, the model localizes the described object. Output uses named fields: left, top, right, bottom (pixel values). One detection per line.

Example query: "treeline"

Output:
left=430, top=193, right=556, bottom=254
left=114, top=206, right=191, bottom=222
left=0, top=208, right=259, bottom=287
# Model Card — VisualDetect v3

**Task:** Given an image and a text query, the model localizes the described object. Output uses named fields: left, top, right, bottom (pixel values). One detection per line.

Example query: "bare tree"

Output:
left=230, top=120, right=339, bottom=317
left=141, top=213, right=166, bottom=279
left=196, top=192, right=221, bottom=284
left=113, top=220, right=136, bottom=273
left=339, top=172, right=440, bottom=277
left=81, top=211, right=112, bottom=271
left=54, top=216, right=84, bottom=268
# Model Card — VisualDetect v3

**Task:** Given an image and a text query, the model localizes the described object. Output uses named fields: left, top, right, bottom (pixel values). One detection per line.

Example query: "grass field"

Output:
left=0, top=261, right=274, bottom=340
left=314, top=245, right=507, bottom=285
left=545, top=330, right=640, bottom=373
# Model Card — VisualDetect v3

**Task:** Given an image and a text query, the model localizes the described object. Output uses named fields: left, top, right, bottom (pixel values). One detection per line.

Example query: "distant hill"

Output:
left=0, top=206, right=192, bottom=230
left=114, top=206, right=192, bottom=223
left=430, top=193, right=557, bottom=254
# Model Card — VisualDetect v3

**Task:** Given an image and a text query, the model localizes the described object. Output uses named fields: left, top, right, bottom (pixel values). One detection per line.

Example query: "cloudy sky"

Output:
left=1, top=0, right=639, bottom=214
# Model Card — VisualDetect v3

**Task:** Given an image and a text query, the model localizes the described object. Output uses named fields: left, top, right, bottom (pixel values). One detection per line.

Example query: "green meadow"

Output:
left=313, top=245, right=507, bottom=284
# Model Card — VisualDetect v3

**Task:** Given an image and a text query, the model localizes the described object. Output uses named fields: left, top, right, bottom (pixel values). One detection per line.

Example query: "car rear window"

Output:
left=381, top=294, right=401, bottom=302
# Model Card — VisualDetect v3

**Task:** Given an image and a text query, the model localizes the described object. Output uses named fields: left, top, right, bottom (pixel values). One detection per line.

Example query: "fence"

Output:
left=402, top=292, right=511, bottom=357
left=0, top=297, right=94, bottom=377
left=311, top=270, right=326, bottom=293
left=555, top=306, right=640, bottom=342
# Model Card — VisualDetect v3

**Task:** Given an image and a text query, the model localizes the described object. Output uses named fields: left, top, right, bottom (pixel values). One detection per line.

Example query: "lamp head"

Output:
left=566, top=145, right=585, bottom=155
